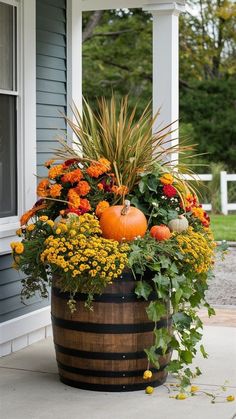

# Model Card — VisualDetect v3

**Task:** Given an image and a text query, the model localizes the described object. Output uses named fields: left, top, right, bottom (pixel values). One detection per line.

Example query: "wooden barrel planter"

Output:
left=51, top=270, right=172, bottom=392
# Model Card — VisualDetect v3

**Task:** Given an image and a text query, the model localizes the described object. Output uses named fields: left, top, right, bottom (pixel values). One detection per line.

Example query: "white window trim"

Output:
left=0, top=0, right=36, bottom=255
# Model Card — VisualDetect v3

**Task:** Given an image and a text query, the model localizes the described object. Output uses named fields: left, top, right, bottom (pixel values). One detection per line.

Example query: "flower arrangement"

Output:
left=11, top=96, right=218, bottom=393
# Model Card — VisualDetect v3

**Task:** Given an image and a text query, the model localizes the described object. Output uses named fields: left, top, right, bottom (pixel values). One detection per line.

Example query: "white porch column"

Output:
left=143, top=1, right=186, bottom=163
left=67, top=0, right=83, bottom=117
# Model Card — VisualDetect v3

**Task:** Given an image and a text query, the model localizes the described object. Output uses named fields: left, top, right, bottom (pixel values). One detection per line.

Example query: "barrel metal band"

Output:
left=52, top=314, right=169, bottom=334
left=59, top=376, right=167, bottom=392
left=57, top=360, right=167, bottom=377
left=52, top=287, right=157, bottom=303
left=55, top=343, right=168, bottom=360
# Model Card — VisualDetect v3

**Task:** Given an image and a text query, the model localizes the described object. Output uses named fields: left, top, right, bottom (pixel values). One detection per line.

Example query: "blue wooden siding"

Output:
left=0, top=0, right=67, bottom=324
left=36, top=0, right=67, bottom=177
left=0, top=254, right=50, bottom=323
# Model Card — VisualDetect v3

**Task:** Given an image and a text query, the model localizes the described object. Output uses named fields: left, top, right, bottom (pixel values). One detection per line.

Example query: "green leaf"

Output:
left=200, top=344, right=208, bottom=359
left=146, top=301, right=166, bottom=322
left=152, top=273, right=170, bottom=287
left=172, top=312, right=192, bottom=330
left=138, top=180, right=147, bottom=194
left=167, top=359, right=183, bottom=373
left=144, top=347, right=160, bottom=369
left=180, top=350, right=193, bottom=364
left=135, top=281, right=152, bottom=300
left=147, top=176, right=158, bottom=192
left=175, top=288, right=183, bottom=304
left=154, top=328, right=172, bottom=354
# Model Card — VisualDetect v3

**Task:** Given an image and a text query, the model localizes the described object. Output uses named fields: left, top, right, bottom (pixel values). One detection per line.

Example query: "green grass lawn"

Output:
left=210, top=214, right=236, bottom=241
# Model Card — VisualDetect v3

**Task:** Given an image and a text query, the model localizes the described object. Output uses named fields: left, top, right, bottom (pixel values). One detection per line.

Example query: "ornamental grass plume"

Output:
left=55, top=95, right=197, bottom=198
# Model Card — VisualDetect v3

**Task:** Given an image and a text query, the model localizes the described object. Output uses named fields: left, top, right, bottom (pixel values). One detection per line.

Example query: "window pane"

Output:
left=0, top=2, right=15, bottom=90
left=0, top=95, right=17, bottom=218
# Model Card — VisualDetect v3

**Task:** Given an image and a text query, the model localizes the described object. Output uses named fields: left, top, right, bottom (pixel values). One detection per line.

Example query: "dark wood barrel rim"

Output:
left=59, top=376, right=167, bottom=392
left=52, top=286, right=157, bottom=303
left=51, top=314, right=171, bottom=334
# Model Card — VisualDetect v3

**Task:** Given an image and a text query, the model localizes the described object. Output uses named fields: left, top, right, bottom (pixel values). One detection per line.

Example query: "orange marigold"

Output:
left=48, top=164, right=64, bottom=179
left=112, top=185, right=129, bottom=196
left=75, top=180, right=91, bottom=196
left=98, top=158, right=111, bottom=171
left=68, top=188, right=80, bottom=209
left=95, top=201, right=110, bottom=218
left=86, top=158, right=111, bottom=178
left=79, top=198, right=91, bottom=213
left=44, top=159, right=55, bottom=168
left=20, top=204, right=46, bottom=226
left=62, top=168, right=83, bottom=184
left=50, top=184, right=63, bottom=198
left=97, top=183, right=104, bottom=190
left=37, top=179, right=50, bottom=197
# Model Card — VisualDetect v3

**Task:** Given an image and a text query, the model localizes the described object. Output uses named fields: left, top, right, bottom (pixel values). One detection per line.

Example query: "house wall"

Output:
left=0, top=0, right=67, bottom=355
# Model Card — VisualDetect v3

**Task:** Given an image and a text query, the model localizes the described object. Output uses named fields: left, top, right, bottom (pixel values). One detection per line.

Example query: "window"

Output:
left=0, top=1, right=17, bottom=218
left=0, top=0, right=36, bottom=254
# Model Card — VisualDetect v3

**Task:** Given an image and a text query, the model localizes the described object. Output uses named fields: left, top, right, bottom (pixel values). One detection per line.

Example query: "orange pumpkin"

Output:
left=99, top=200, right=147, bottom=242
left=150, top=224, right=171, bottom=241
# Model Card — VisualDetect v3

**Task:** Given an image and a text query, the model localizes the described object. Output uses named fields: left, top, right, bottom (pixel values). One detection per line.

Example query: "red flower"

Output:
left=163, top=184, right=177, bottom=198
left=63, top=159, right=80, bottom=167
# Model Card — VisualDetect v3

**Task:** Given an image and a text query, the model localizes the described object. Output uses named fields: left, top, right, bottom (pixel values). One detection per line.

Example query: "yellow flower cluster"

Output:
left=11, top=242, right=24, bottom=254
left=176, top=227, right=216, bottom=274
left=40, top=213, right=129, bottom=282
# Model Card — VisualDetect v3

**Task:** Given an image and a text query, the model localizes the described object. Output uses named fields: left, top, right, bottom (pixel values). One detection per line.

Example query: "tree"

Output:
left=81, top=4, right=236, bottom=168
left=179, top=0, right=236, bottom=80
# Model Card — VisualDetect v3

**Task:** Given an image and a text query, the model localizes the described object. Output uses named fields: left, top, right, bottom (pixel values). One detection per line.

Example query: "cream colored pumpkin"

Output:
left=168, top=215, right=189, bottom=233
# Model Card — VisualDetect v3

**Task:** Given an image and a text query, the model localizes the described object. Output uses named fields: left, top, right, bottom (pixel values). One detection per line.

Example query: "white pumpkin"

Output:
left=168, top=215, right=189, bottom=233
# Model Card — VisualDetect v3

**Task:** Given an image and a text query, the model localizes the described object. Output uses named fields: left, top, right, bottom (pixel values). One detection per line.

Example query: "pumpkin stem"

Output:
left=121, top=200, right=130, bottom=215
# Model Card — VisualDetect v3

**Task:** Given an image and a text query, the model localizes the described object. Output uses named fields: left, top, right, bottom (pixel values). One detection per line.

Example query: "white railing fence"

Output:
left=182, top=172, right=236, bottom=215
left=220, top=171, right=236, bottom=215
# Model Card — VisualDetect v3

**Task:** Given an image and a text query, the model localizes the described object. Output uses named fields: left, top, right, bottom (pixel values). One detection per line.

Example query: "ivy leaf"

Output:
left=159, top=255, right=170, bottom=269
left=200, top=344, right=208, bottom=359
left=144, top=346, right=160, bottom=369
left=172, top=312, right=192, bottom=330
left=167, top=359, right=183, bottom=373
left=175, top=288, right=183, bottom=304
left=180, top=350, right=193, bottom=364
left=135, top=281, right=152, bottom=300
left=154, top=328, right=172, bottom=354
left=152, top=273, right=170, bottom=287
left=146, top=301, right=166, bottom=322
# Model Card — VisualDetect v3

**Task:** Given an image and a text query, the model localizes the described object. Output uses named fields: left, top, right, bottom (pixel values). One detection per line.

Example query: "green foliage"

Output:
left=82, top=3, right=236, bottom=170
left=82, top=9, right=152, bottom=115
left=180, top=79, right=236, bottom=170
left=128, top=225, right=215, bottom=386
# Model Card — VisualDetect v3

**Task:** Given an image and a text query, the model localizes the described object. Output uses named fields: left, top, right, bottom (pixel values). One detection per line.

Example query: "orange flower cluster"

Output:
left=191, top=206, right=210, bottom=228
left=86, top=158, right=111, bottom=178
left=95, top=201, right=110, bottom=218
left=61, top=168, right=83, bottom=184
left=48, top=164, right=64, bottom=179
left=75, top=180, right=91, bottom=196
left=112, top=185, right=129, bottom=196
left=21, top=156, right=129, bottom=225
left=185, top=193, right=198, bottom=211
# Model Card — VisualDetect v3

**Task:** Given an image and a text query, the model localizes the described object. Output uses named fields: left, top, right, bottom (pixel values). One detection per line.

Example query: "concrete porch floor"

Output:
left=0, top=322, right=236, bottom=419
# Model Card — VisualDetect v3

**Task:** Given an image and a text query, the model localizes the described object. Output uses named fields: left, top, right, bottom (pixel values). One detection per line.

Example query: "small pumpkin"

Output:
left=150, top=225, right=171, bottom=241
left=99, top=200, right=147, bottom=242
left=168, top=215, right=189, bottom=233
